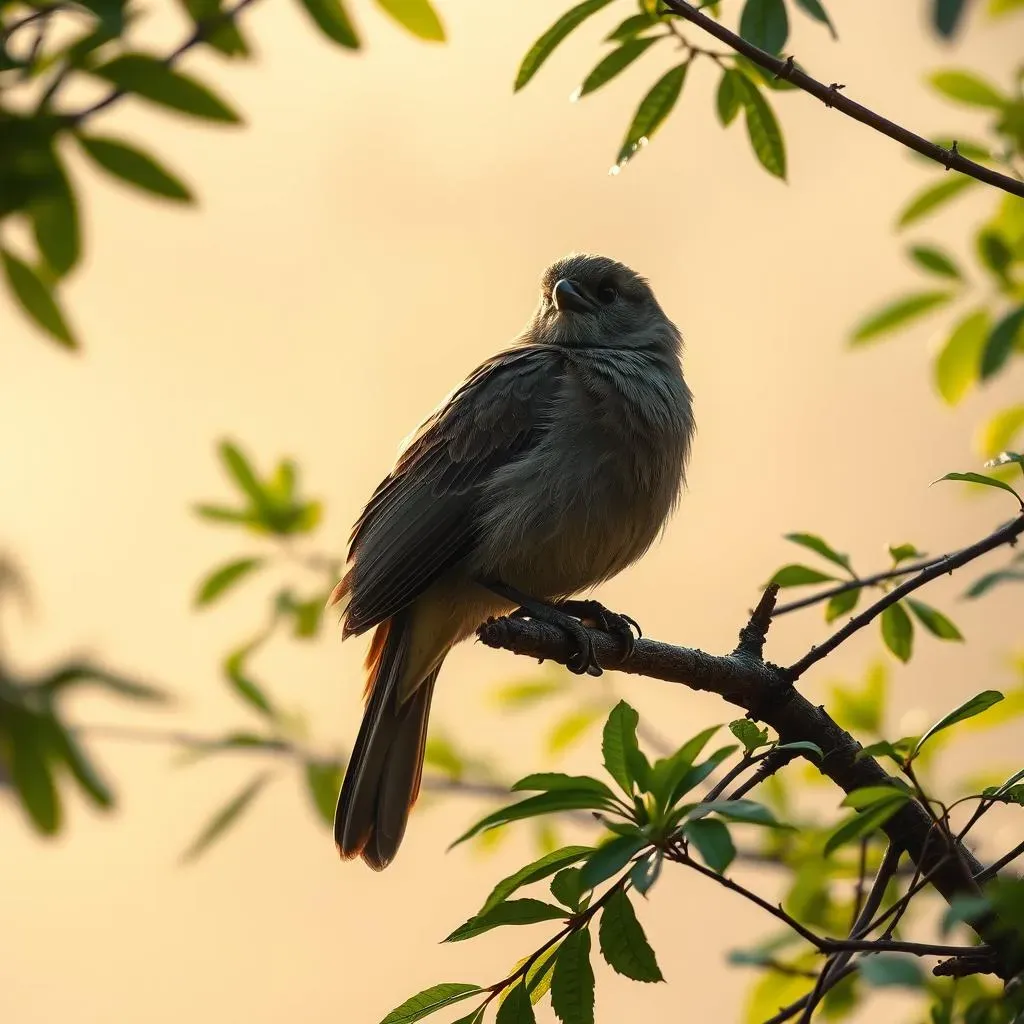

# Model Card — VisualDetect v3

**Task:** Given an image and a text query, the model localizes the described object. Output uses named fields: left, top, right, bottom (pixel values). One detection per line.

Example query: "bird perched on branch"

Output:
left=329, top=253, right=695, bottom=870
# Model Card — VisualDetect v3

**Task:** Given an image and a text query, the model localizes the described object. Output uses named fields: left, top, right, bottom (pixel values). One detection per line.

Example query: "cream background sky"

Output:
left=2, top=1, right=1023, bottom=1021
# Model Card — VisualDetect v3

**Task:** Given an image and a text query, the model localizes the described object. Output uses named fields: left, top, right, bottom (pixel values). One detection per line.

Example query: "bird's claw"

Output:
left=553, top=599, right=640, bottom=664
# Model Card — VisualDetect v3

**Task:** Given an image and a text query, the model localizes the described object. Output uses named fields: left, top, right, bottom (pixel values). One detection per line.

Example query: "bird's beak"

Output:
left=552, top=278, right=597, bottom=314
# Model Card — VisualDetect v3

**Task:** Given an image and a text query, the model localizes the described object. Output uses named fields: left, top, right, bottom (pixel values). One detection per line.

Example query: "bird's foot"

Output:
left=508, top=600, right=602, bottom=676
left=554, top=599, right=641, bottom=661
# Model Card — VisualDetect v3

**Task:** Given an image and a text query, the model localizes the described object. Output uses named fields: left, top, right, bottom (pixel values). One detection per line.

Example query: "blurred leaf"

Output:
left=850, top=291, right=953, bottom=344
left=913, top=690, right=1004, bottom=756
left=841, top=784, right=912, bottom=810
left=296, top=0, right=360, bottom=47
left=935, top=309, right=990, bottom=405
left=515, top=0, right=614, bottom=91
left=547, top=706, right=603, bottom=755
left=830, top=665, right=887, bottom=733
left=906, top=598, right=963, bottom=640
left=897, top=176, right=976, bottom=228
left=575, top=36, right=660, bottom=99
left=551, top=928, right=595, bottom=1024
left=495, top=983, right=534, bottom=1024
left=304, top=760, right=342, bottom=825
left=964, top=554, right=1024, bottom=597
left=932, top=0, right=969, bottom=38
left=50, top=722, right=114, bottom=809
left=738, top=0, right=788, bottom=54
left=375, top=0, right=445, bottom=41
left=733, top=73, right=786, bottom=178
left=379, top=984, right=483, bottom=1024
left=979, top=406, right=1024, bottom=458
left=769, top=564, right=837, bottom=587
left=881, top=603, right=914, bottom=663
left=218, top=440, right=266, bottom=504
left=613, top=61, right=689, bottom=168
left=451, top=791, right=611, bottom=847
left=683, top=818, right=736, bottom=873
left=941, top=895, right=991, bottom=936
left=976, top=228, right=1013, bottom=285
left=981, top=307, right=1024, bottom=380
left=784, top=532, right=853, bottom=573
left=794, top=0, right=836, bottom=36
left=193, top=504, right=255, bottom=525
left=929, top=69, right=1007, bottom=108
left=423, top=735, right=464, bottom=779
left=909, top=244, right=962, bottom=279
left=29, top=153, right=79, bottom=278
left=716, top=68, right=742, bottom=126
left=91, top=54, right=241, bottom=122
left=605, top=13, right=658, bottom=42
left=936, top=471, right=1022, bottom=501
left=825, top=587, right=860, bottom=622
left=598, top=887, right=663, bottom=981
left=10, top=718, right=60, bottom=834
left=77, top=135, right=193, bottom=201
left=601, top=701, right=641, bottom=795
left=179, top=0, right=250, bottom=57
left=224, top=643, right=276, bottom=718
left=824, top=798, right=906, bottom=855
left=1, top=248, right=77, bottom=348
left=195, top=557, right=264, bottom=606
left=490, top=677, right=566, bottom=709
left=889, top=543, right=925, bottom=563
left=860, top=954, right=925, bottom=988
left=743, top=964, right=810, bottom=1023
left=38, top=663, right=168, bottom=703
left=730, top=719, right=769, bottom=754
left=580, top=835, right=646, bottom=889
left=181, top=772, right=270, bottom=861
left=445, top=898, right=567, bottom=942
left=480, top=845, right=593, bottom=915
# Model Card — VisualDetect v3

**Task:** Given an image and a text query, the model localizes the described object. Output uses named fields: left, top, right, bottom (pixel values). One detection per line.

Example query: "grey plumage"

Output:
left=331, top=253, right=695, bottom=869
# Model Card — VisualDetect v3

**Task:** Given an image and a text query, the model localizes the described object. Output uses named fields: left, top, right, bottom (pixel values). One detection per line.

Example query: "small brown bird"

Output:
left=330, top=253, right=695, bottom=869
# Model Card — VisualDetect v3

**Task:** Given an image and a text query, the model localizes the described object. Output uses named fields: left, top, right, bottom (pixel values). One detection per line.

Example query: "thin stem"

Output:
left=661, top=0, right=1024, bottom=199
left=976, top=839, right=1024, bottom=884
left=762, top=963, right=859, bottom=1024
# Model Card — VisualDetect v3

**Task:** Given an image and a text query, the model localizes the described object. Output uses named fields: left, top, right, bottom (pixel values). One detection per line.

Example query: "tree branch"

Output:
left=660, top=0, right=1024, bottom=199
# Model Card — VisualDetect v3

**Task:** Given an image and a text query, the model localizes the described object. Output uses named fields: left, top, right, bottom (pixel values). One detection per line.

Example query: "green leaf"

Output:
left=823, top=798, right=906, bottom=856
left=49, top=720, right=114, bottom=809
left=605, top=13, right=657, bottom=42
left=551, top=929, right=595, bottom=1024
left=77, top=135, right=193, bottom=202
left=913, top=690, right=1005, bottom=757
left=691, top=799, right=787, bottom=828
left=769, top=564, right=837, bottom=587
left=193, top=503, right=254, bottom=526
left=979, top=406, right=1024, bottom=459
left=304, top=760, right=342, bottom=826
left=575, top=36, right=660, bottom=99
left=223, top=644, right=276, bottom=717
left=649, top=724, right=721, bottom=806
left=451, top=791, right=612, bottom=847
left=889, top=543, right=924, bottom=563
left=851, top=291, right=954, bottom=345
left=738, top=0, right=788, bottom=54
left=195, top=557, right=264, bottom=606
left=784, top=532, right=853, bottom=573
left=683, top=818, right=736, bottom=873
left=379, top=984, right=484, bottom=1024
left=445, top=898, right=567, bottom=943
left=37, top=663, right=168, bottom=703
left=550, top=866, right=587, bottom=911
left=490, top=678, right=566, bottom=709
left=909, top=244, right=961, bottom=279
left=629, top=851, right=662, bottom=895
left=897, top=176, right=977, bottom=229
left=179, top=0, right=250, bottom=57
left=906, top=598, right=963, bottom=640
left=794, top=0, right=836, bottom=36
left=496, top=983, right=535, bottom=1024
left=29, top=155, right=80, bottom=278
left=976, top=229, right=1013, bottom=284
left=374, top=0, right=445, bottom=41
left=1, top=248, right=77, bottom=348
left=981, top=307, right=1024, bottom=380
left=91, top=54, right=241, bottom=122
left=729, top=719, right=769, bottom=754
left=774, top=740, right=824, bottom=759
left=668, top=745, right=739, bottom=804
left=547, top=707, right=603, bottom=754
left=929, top=69, right=1007, bottom=109
left=935, top=309, right=990, bottom=405
left=881, top=603, right=914, bottom=663
left=941, top=895, right=991, bottom=936
left=512, top=773, right=616, bottom=803
left=181, top=773, right=270, bottom=861
left=964, top=560, right=1024, bottom=598
left=936, top=471, right=1022, bottom=502
left=859, top=954, right=925, bottom=988
left=10, top=720, right=61, bottom=834
left=579, top=835, right=646, bottom=890
left=716, top=68, right=742, bottom=126
left=598, top=887, right=664, bottom=982
left=479, top=845, right=593, bottom=914
left=841, top=784, right=912, bottom=810
left=219, top=440, right=266, bottom=504
left=601, top=700, right=641, bottom=796
left=987, top=451, right=1024, bottom=479
left=613, top=61, right=688, bottom=168
left=825, top=587, right=860, bottom=622
left=296, top=0, right=360, bottom=47
left=515, top=0, right=615, bottom=91
left=932, top=0, right=968, bottom=37
left=733, top=73, right=786, bottom=178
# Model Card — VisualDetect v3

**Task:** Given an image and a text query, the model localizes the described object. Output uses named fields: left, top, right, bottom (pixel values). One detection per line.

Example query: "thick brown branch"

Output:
left=661, top=0, right=1024, bottom=199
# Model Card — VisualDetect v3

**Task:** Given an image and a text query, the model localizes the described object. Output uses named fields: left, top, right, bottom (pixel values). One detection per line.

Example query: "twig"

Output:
left=728, top=747, right=801, bottom=801
left=761, top=963, right=859, bottom=1024
left=660, top=0, right=1024, bottom=199
left=787, top=515, right=1024, bottom=680
left=976, top=838, right=1024, bottom=884
left=735, top=584, right=779, bottom=659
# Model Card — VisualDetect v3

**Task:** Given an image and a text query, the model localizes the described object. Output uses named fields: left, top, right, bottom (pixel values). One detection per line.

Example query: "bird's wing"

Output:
left=336, top=344, right=561, bottom=636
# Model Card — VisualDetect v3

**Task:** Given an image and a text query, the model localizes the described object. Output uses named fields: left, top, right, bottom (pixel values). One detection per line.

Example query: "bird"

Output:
left=329, top=253, right=695, bottom=870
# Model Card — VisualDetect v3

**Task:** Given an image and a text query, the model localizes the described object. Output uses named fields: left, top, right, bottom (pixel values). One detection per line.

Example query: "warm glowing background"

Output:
left=2, top=1, right=1022, bottom=1021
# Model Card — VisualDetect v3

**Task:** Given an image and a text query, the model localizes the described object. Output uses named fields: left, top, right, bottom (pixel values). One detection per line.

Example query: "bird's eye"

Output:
left=597, top=284, right=618, bottom=305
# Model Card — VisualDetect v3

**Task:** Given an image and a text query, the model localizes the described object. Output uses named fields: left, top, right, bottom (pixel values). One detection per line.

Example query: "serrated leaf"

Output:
left=598, top=887, right=664, bottom=981
left=683, top=818, right=736, bottom=873
left=551, top=929, right=595, bottom=1024
left=375, top=0, right=445, bottom=41
left=769, top=564, right=837, bottom=587
left=897, top=176, right=976, bottom=229
left=935, top=309, right=990, bottom=405
left=579, top=835, right=646, bottom=890
left=823, top=798, right=906, bottom=856
left=2, top=248, right=77, bottom=348
left=738, top=0, right=788, bottom=54
left=304, top=760, right=342, bottom=825
left=906, top=598, right=963, bottom=640
left=881, top=603, right=914, bottom=663
left=601, top=700, right=641, bottom=795
left=729, top=719, right=769, bottom=754
left=981, top=307, right=1024, bottom=380
left=733, top=73, right=786, bottom=178
left=515, top=0, right=614, bottom=91
left=479, top=845, right=593, bottom=914
left=716, top=68, right=742, bottom=125
left=794, top=0, right=836, bottom=36
left=297, top=0, right=360, bottom=48
left=77, top=135, right=193, bottom=202
left=195, top=557, right=264, bottom=606
left=929, top=69, right=1007, bottom=109
left=445, top=899, right=567, bottom=943
left=851, top=291, right=954, bottom=344
left=496, top=983, right=535, bottom=1024
left=575, top=36, right=660, bottom=99
left=914, top=690, right=1005, bottom=756
left=860, top=954, right=925, bottom=987
left=909, top=244, right=961, bottom=279
left=613, top=61, right=688, bottom=168
left=936, top=471, right=1022, bottom=502
left=784, top=532, right=853, bottom=573
left=451, top=791, right=611, bottom=847
left=825, top=587, right=860, bottom=622
left=379, top=984, right=483, bottom=1024
left=181, top=773, right=270, bottom=861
